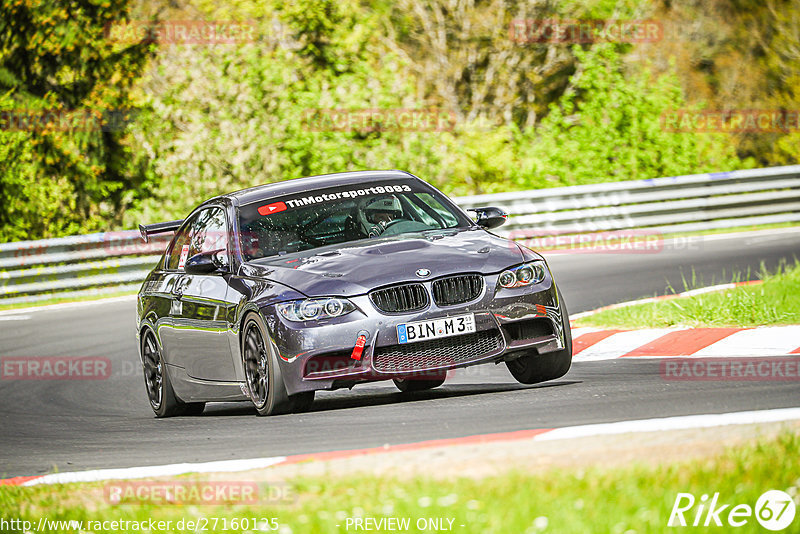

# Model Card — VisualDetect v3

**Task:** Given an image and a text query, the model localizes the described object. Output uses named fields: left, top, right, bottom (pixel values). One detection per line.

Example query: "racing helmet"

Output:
left=364, top=195, right=402, bottom=221
left=357, top=195, right=403, bottom=236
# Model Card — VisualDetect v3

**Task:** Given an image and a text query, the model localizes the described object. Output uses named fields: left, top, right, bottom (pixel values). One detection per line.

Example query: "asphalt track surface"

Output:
left=1, top=229, right=799, bottom=478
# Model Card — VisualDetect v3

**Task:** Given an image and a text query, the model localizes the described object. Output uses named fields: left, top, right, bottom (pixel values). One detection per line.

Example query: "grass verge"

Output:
left=1, top=430, right=798, bottom=533
left=576, top=261, right=800, bottom=328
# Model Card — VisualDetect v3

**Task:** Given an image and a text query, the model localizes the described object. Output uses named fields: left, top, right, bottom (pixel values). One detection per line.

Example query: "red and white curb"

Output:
left=570, top=325, right=800, bottom=361
left=569, top=279, right=800, bottom=360
left=4, top=407, right=800, bottom=487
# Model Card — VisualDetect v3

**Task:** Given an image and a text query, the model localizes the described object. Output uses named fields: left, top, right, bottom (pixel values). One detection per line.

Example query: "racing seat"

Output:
left=343, top=214, right=367, bottom=241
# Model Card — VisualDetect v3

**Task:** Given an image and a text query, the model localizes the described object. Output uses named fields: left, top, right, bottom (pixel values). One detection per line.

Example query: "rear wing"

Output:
left=139, top=220, right=184, bottom=243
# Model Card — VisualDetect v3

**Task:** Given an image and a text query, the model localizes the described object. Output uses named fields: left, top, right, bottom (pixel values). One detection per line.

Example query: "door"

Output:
left=156, top=216, right=194, bottom=369
left=170, top=206, right=239, bottom=382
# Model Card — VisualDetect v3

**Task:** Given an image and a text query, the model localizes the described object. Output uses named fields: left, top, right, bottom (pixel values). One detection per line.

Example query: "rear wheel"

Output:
left=393, top=373, right=446, bottom=392
left=505, top=289, right=573, bottom=385
left=242, top=314, right=311, bottom=415
left=141, top=329, right=200, bottom=417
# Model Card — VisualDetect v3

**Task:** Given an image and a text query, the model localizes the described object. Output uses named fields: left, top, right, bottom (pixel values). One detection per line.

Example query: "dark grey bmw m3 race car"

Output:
left=136, top=170, right=572, bottom=417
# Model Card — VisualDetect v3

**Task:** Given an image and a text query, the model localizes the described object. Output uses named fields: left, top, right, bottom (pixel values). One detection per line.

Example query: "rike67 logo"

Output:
left=669, top=490, right=796, bottom=530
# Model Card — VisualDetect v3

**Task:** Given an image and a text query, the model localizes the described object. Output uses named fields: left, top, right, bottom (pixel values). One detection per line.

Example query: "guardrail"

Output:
left=0, top=232, right=170, bottom=305
left=1, top=164, right=799, bottom=305
left=457, top=165, right=800, bottom=237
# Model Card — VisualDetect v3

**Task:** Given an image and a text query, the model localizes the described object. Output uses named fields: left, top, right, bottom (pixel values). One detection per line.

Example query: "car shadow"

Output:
left=200, top=379, right=582, bottom=417
left=308, top=379, right=582, bottom=413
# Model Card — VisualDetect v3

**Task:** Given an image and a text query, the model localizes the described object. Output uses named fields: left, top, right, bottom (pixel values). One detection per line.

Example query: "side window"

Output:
left=165, top=217, right=195, bottom=271
left=189, top=208, right=229, bottom=265
left=414, top=193, right=459, bottom=227
left=164, top=207, right=229, bottom=271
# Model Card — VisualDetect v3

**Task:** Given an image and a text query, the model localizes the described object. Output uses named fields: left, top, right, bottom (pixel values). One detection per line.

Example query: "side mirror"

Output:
left=469, top=207, right=508, bottom=229
left=184, top=250, right=226, bottom=274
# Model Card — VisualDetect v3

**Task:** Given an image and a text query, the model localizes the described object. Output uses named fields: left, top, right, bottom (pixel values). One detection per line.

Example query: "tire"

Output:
left=505, top=288, right=573, bottom=385
left=393, top=374, right=446, bottom=392
left=141, top=329, right=192, bottom=418
left=241, top=314, right=296, bottom=416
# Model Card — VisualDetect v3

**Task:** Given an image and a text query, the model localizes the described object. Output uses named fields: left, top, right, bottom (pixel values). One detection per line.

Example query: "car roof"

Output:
left=219, top=170, right=419, bottom=206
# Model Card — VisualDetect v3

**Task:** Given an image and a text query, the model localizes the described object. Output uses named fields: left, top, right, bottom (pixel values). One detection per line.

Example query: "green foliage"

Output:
left=278, top=0, right=363, bottom=71
left=123, top=0, right=446, bottom=225
left=0, top=0, right=793, bottom=239
left=645, top=0, right=800, bottom=167
left=0, top=0, right=154, bottom=241
left=439, top=123, right=517, bottom=196
left=513, top=44, right=747, bottom=189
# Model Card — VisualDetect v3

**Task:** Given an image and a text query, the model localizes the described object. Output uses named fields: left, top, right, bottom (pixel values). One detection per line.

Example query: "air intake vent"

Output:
left=432, top=274, right=484, bottom=306
left=502, top=318, right=554, bottom=342
left=369, top=283, right=429, bottom=313
left=373, top=329, right=503, bottom=373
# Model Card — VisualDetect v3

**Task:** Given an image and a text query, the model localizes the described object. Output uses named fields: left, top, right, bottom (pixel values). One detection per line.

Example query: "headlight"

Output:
left=276, top=298, right=357, bottom=322
left=498, top=270, right=517, bottom=288
left=498, top=261, right=546, bottom=288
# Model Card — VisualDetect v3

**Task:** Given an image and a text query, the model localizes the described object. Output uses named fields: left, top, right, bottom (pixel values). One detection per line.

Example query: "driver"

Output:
left=359, top=195, right=403, bottom=237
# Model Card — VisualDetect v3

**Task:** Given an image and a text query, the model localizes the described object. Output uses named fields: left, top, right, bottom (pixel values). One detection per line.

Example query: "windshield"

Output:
left=238, top=180, right=469, bottom=261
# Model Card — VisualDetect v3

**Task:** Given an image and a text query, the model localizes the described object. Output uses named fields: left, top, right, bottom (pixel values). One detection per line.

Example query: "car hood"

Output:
left=241, top=228, right=533, bottom=297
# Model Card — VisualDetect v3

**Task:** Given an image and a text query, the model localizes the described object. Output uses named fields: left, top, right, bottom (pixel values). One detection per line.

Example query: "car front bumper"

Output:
left=266, top=272, right=568, bottom=395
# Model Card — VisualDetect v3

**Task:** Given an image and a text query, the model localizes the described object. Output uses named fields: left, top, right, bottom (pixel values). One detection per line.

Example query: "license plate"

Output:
left=397, top=313, right=476, bottom=344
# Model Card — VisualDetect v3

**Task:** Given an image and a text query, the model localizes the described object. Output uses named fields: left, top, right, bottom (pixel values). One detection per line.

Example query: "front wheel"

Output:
left=505, top=289, right=573, bottom=385
left=242, top=314, right=310, bottom=416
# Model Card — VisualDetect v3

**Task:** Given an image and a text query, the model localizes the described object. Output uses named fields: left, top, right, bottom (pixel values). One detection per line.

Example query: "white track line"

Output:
left=22, top=456, right=287, bottom=486
left=535, top=407, right=800, bottom=441
left=18, top=408, right=800, bottom=486
left=679, top=283, right=736, bottom=297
